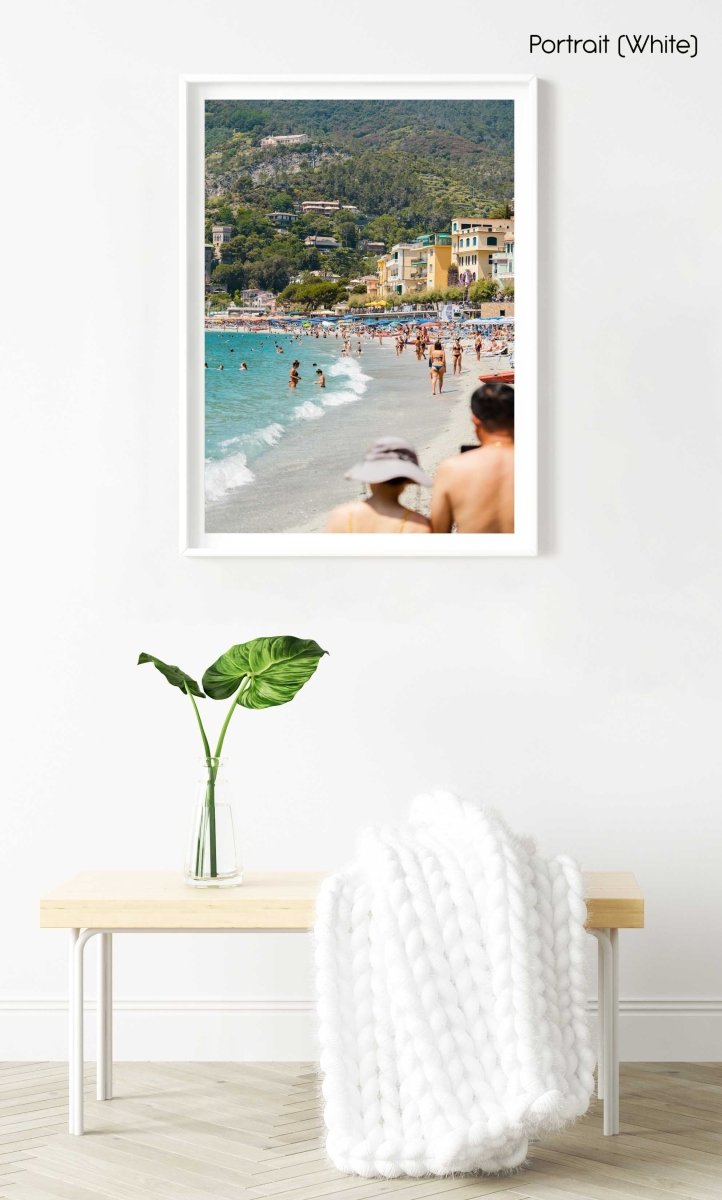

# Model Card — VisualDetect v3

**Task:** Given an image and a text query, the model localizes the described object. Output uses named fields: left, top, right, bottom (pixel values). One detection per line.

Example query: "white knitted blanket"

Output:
left=315, top=793, right=595, bottom=1177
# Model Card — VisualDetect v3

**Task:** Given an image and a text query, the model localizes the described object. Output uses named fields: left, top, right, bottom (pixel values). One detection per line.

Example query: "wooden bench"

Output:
left=40, top=870, right=644, bottom=1137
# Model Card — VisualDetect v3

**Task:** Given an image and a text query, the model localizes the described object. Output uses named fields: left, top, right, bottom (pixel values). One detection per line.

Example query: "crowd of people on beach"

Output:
left=206, top=319, right=513, bottom=398
left=205, top=318, right=515, bottom=534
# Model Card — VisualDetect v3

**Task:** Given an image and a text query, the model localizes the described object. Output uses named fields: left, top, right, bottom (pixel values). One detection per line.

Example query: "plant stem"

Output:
left=185, top=684, right=211, bottom=761
left=195, top=799, right=206, bottom=876
left=206, top=768, right=217, bottom=877
left=188, top=680, right=246, bottom=882
left=202, top=682, right=247, bottom=881
left=184, top=684, right=216, bottom=878
left=212, top=680, right=248, bottom=769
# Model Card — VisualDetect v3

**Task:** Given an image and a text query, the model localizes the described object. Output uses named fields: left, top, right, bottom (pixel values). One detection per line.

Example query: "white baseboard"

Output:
left=1, top=997, right=720, bottom=1062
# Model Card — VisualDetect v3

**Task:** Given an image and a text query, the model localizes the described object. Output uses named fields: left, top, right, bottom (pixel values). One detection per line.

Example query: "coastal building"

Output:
left=266, top=211, right=295, bottom=228
left=385, top=242, right=427, bottom=295
left=451, top=216, right=514, bottom=241
left=224, top=303, right=267, bottom=318
left=475, top=301, right=515, bottom=318
left=241, top=289, right=275, bottom=309
left=290, top=269, right=341, bottom=284
left=211, top=224, right=234, bottom=259
left=414, top=233, right=452, bottom=291
left=377, top=255, right=391, bottom=297
left=347, top=274, right=379, bottom=296
left=451, top=218, right=514, bottom=282
left=260, top=133, right=307, bottom=147
left=360, top=239, right=385, bottom=255
left=301, top=200, right=340, bottom=216
left=304, top=235, right=340, bottom=251
left=491, top=231, right=515, bottom=282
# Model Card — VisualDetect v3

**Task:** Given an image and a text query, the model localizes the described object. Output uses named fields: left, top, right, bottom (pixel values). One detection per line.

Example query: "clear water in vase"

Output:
left=185, top=759, right=243, bottom=888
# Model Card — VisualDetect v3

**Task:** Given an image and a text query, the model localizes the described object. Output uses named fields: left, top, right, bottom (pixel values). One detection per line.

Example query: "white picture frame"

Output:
left=181, top=75, right=537, bottom=556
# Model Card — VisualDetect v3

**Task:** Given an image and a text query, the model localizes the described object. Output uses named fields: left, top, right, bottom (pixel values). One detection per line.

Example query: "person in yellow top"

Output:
left=325, top=437, right=432, bottom=534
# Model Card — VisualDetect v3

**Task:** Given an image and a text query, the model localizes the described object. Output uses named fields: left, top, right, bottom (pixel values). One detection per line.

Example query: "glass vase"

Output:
left=185, top=758, right=243, bottom=888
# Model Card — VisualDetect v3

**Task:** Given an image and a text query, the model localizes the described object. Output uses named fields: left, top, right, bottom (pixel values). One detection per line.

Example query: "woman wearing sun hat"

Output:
left=325, top=437, right=432, bottom=534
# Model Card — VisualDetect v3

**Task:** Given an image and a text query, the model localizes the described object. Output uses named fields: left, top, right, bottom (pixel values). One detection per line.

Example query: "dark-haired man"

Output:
left=431, top=381, right=514, bottom=533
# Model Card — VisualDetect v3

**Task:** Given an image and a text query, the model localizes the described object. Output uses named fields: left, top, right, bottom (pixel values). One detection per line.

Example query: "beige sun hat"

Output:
left=345, top=437, right=432, bottom=487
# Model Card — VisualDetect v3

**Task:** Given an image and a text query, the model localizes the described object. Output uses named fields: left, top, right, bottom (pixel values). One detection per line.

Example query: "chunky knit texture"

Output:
left=315, top=793, right=595, bottom=1177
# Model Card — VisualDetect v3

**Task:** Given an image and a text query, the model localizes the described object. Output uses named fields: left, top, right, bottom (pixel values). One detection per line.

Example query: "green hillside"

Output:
left=205, top=99, right=514, bottom=300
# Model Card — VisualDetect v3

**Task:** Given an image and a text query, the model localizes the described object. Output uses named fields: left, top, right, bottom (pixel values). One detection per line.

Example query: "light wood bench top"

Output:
left=40, top=870, right=643, bottom=931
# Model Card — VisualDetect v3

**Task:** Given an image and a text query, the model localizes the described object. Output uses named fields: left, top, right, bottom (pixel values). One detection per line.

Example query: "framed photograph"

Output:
left=181, top=75, right=537, bottom=556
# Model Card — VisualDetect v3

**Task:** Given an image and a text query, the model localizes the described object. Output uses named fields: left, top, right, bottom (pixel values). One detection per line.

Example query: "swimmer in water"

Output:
left=315, top=368, right=326, bottom=388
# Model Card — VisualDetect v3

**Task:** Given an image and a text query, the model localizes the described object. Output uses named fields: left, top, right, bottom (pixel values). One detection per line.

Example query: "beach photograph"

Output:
left=203, top=97, right=519, bottom=538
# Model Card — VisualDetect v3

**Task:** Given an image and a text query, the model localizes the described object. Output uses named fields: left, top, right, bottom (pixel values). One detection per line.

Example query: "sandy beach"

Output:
left=205, top=338, right=489, bottom=534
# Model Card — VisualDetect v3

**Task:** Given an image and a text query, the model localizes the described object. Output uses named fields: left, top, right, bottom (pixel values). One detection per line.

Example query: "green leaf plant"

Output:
left=138, top=638, right=327, bottom=879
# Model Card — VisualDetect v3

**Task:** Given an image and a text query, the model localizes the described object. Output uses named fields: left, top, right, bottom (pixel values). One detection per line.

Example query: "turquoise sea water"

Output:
left=204, top=330, right=370, bottom=502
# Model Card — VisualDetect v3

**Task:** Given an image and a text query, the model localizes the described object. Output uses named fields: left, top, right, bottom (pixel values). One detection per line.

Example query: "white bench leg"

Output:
left=592, top=928, right=620, bottom=1135
left=611, top=927, right=619, bottom=1131
left=97, top=932, right=113, bottom=1101
left=597, top=935, right=605, bottom=1100
left=69, top=929, right=98, bottom=1135
left=69, top=929, right=87, bottom=1134
left=68, top=929, right=79, bottom=1135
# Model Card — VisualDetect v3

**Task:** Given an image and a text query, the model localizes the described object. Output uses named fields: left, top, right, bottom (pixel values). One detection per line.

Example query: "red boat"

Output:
left=478, top=370, right=514, bottom=384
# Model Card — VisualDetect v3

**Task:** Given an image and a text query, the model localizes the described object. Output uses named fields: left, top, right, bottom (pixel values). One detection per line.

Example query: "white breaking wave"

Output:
left=206, top=422, right=285, bottom=501
left=205, top=451, right=255, bottom=502
left=243, top=421, right=285, bottom=447
left=322, top=357, right=372, bottom=408
left=293, top=400, right=325, bottom=421
left=206, top=359, right=371, bottom=503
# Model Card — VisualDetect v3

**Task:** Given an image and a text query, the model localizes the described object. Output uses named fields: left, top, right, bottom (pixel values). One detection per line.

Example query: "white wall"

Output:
left=1, top=0, right=721, bottom=1062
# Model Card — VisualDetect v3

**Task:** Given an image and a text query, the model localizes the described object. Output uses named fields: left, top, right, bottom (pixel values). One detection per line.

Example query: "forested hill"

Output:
left=204, top=99, right=514, bottom=301
left=206, top=99, right=514, bottom=229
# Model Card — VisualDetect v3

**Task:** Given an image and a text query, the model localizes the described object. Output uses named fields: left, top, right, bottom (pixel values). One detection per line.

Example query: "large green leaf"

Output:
left=138, top=652, right=204, bottom=698
left=202, top=637, right=327, bottom=709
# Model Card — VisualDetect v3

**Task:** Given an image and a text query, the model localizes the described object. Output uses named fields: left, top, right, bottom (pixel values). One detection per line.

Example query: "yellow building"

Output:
left=375, top=234, right=453, bottom=296
left=377, top=254, right=391, bottom=297
left=414, top=234, right=452, bottom=290
left=451, top=217, right=514, bottom=282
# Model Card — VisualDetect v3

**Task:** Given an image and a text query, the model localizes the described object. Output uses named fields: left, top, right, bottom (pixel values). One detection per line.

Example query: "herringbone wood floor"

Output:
left=1, top=1063, right=721, bottom=1199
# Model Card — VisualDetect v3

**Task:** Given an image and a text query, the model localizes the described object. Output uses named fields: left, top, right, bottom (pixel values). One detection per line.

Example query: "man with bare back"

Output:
left=431, top=381, right=514, bottom=533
